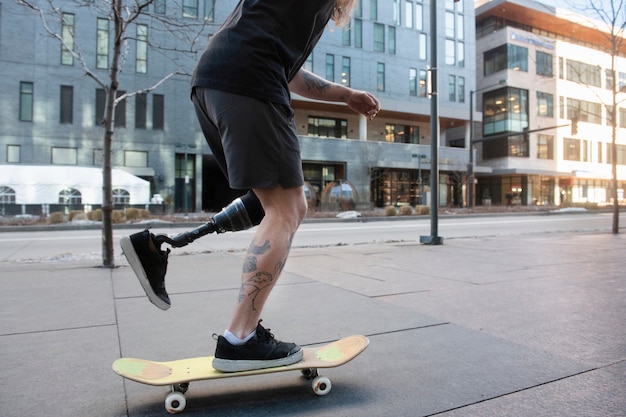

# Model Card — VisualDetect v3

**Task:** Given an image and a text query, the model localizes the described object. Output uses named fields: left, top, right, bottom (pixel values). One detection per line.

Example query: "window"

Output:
left=598, top=142, right=603, bottom=163
left=182, top=0, right=199, bottom=18
left=7, top=145, right=20, bottom=163
left=566, top=60, right=601, bottom=87
left=564, top=138, right=580, bottom=161
left=341, top=57, right=350, bottom=86
left=61, top=13, right=75, bottom=66
left=154, top=0, right=165, bottom=14
left=405, top=1, right=413, bottom=28
left=59, top=188, right=81, bottom=205
left=354, top=19, right=363, bottom=48
left=536, top=51, right=553, bottom=77
left=567, top=98, right=602, bottom=124
left=342, top=26, right=351, bottom=46
left=620, top=72, right=626, bottom=93
left=304, top=53, right=313, bottom=72
left=373, top=23, right=385, bottom=52
left=537, top=92, right=553, bottom=117
left=19, top=82, right=33, bottom=122
left=537, top=134, right=554, bottom=159
left=370, top=0, right=377, bottom=20
left=458, top=76, right=465, bottom=103
left=393, top=0, right=401, bottom=25
left=113, top=189, right=131, bottom=205
left=307, top=116, right=347, bottom=138
left=419, top=69, right=427, bottom=97
left=60, top=85, right=73, bottom=124
left=620, top=108, right=626, bottom=128
left=388, top=26, right=396, bottom=54
left=385, top=124, right=419, bottom=144
left=445, top=39, right=455, bottom=65
left=135, top=93, right=147, bottom=128
left=52, top=147, right=77, bottom=165
left=409, top=68, right=417, bottom=97
left=325, top=54, right=334, bottom=82
left=203, top=0, right=215, bottom=21
left=153, top=94, right=164, bottom=130
left=377, top=63, right=385, bottom=92
left=96, top=18, right=109, bottom=69
left=96, top=89, right=126, bottom=127
left=419, top=33, right=427, bottom=60
left=448, top=75, right=456, bottom=102
left=483, top=87, right=529, bottom=136
left=457, top=42, right=465, bottom=67
left=582, top=139, right=589, bottom=162
left=606, top=69, right=614, bottom=91
left=0, top=186, right=16, bottom=204
left=445, top=11, right=455, bottom=38
left=124, top=150, right=148, bottom=167
left=484, top=44, right=528, bottom=75
left=415, top=3, right=423, bottom=31
left=136, top=24, right=148, bottom=74
left=606, top=144, right=626, bottom=165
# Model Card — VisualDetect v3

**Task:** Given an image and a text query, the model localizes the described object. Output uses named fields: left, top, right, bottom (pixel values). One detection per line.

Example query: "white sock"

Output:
left=224, top=329, right=255, bottom=345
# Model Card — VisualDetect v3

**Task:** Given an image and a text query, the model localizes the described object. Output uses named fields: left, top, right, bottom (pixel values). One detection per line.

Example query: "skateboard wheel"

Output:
left=165, top=391, right=187, bottom=414
left=312, top=376, right=332, bottom=396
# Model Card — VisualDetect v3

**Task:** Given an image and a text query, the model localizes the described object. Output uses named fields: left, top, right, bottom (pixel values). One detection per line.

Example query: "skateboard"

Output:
left=113, top=334, right=369, bottom=414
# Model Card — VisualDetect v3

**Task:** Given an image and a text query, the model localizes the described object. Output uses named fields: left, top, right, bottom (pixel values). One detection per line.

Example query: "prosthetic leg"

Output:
left=155, top=190, right=265, bottom=249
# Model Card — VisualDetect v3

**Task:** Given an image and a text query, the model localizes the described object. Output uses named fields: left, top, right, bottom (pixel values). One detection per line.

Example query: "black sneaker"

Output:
left=212, top=321, right=303, bottom=372
left=120, top=230, right=171, bottom=310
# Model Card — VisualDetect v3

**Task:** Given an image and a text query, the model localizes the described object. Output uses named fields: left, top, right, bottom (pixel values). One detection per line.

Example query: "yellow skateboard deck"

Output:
left=113, top=335, right=369, bottom=414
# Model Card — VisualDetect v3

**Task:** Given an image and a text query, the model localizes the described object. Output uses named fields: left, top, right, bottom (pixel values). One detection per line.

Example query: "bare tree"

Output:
left=565, top=0, right=625, bottom=233
left=16, top=0, right=211, bottom=266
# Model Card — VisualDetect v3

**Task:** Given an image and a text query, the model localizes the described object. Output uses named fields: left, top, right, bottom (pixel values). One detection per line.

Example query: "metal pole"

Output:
left=421, top=0, right=443, bottom=245
left=468, top=90, right=475, bottom=208
left=183, top=149, right=188, bottom=217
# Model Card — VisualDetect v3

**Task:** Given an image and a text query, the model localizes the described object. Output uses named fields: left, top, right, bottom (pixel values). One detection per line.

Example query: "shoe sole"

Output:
left=120, top=236, right=170, bottom=311
left=212, top=348, right=304, bottom=373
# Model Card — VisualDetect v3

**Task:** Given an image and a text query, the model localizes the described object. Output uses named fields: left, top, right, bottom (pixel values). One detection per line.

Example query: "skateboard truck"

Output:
left=153, top=192, right=265, bottom=249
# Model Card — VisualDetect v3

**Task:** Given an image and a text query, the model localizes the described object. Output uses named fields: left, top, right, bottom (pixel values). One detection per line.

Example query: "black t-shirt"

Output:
left=191, top=0, right=335, bottom=106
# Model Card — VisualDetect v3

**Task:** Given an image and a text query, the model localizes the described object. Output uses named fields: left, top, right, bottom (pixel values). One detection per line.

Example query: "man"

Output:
left=121, top=0, right=379, bottom=373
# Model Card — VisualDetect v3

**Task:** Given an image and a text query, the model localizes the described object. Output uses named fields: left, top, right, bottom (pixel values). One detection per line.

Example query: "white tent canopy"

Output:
left=0, top=165, right=150, bottom=205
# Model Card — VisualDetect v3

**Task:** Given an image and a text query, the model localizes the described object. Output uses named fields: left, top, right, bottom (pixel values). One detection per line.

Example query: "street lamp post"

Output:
left=176, top=143, right=196, bottom=217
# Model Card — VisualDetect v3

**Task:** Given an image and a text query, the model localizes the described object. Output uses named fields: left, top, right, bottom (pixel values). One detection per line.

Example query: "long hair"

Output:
left=332, top=0, right=357, bottom=27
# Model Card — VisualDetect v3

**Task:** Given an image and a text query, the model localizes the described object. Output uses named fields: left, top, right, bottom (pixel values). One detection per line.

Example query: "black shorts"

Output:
left=192, top=87, right=304, bottom=190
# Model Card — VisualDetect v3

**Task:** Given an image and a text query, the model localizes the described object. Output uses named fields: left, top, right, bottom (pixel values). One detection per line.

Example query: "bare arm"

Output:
left=289, top=69, right=380, bottom=120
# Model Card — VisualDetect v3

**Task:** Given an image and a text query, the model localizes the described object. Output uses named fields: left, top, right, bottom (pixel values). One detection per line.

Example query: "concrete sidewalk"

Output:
left=1, top=231, right=624, bottom=416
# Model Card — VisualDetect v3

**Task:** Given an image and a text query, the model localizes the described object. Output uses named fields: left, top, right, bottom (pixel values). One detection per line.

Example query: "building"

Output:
left=0, top=0, right=475, bottom=214
left=473, top=0, right=626, bottom=206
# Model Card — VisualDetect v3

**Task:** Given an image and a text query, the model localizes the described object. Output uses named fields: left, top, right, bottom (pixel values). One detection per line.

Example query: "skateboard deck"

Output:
left=113, top=334, right=369, bottom=414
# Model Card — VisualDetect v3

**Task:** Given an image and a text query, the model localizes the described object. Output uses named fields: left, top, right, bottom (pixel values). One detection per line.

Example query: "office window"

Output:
left=96, top=89, right=126, bottom=127
left=620, top=108, right=626, bottom=128
left=536, top=51, right=553, bottom=77
left=19, top=82, right=33, bottom=122
left=60, top=85, right=74, bottom=125
left=458, top=76, right=465, bottom=103
left=304, top=53, right=313, bottom=72
left=445, top=39, right=455, bottom=65
left=605, top=69, right=614, bottom=91
left=405, top=1, right=413, bottom=28
left=567, top=98, right=601, bottom=124
left=7, top=145, right=20, bottom=163
left=457, top=14, right=464, bottom=40
left=96, top=18, right=109, bottom=69
left=419, top=69, right=427, bottom=97
left=342, top=26, right=351, bottom=46
left=136, top=24, right=148, bottom=74
left=373, top=23, right=385, bottom=52
left=409, top=68, right=417, bottom=97
left=415, top=3, right=423, bottom=31
left=484, top=44, right=528, bottom=75
left=388, top=26, right=396, bottom=54
left=419, top=33, right=427, bottom=60
left=385, top=124, right=419, bottom=144
left=620, top=72, right=626, bottom=92
left=341, top=57, right=351, bottom=86
left=182, top=0, right=199, bottom=18
left=325, top=54, right=335, bottom=82
left=61, top=13, right=75, bottom=66
left=566, top=60, right=601, bottom=87
left=377, top=63, right=385, bottom=92
left=370, top=0, right=377, bottom=20
left=457, top=42, right=465, bottom=67
left=537, top=92, right=554, bottom=117
left=52, top=147, right=77, bottom=165
left=125, top=150, right=148, bottom=167
left=355, top=0, right=362, bottom=17
left=483, top=87, right=529, bottom=136
left=307, top=116, right=347, bottom=138
left=537, top=134, right=554, bottom=159
left=598, top=142, right=603, bottom=163
left=354, top=19, right=363, bottom=48
left=393, top=0, right=401, bottom=25
left=135, top=93, right=147, bottom=128
left=445, top=12, right=455, bottom=38
left=153, top=94, right=164, bottom=130
left=154, top=0, right=165, bottom=14
left=563, top=138, right=581, bottom=161
left=203, top=0, right=215, bottom=21
left=448, top=75, right=456, bottom=102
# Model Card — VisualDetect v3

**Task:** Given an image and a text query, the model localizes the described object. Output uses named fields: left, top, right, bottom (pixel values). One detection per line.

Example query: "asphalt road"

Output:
left=0, top=211, right=622, bottom=264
